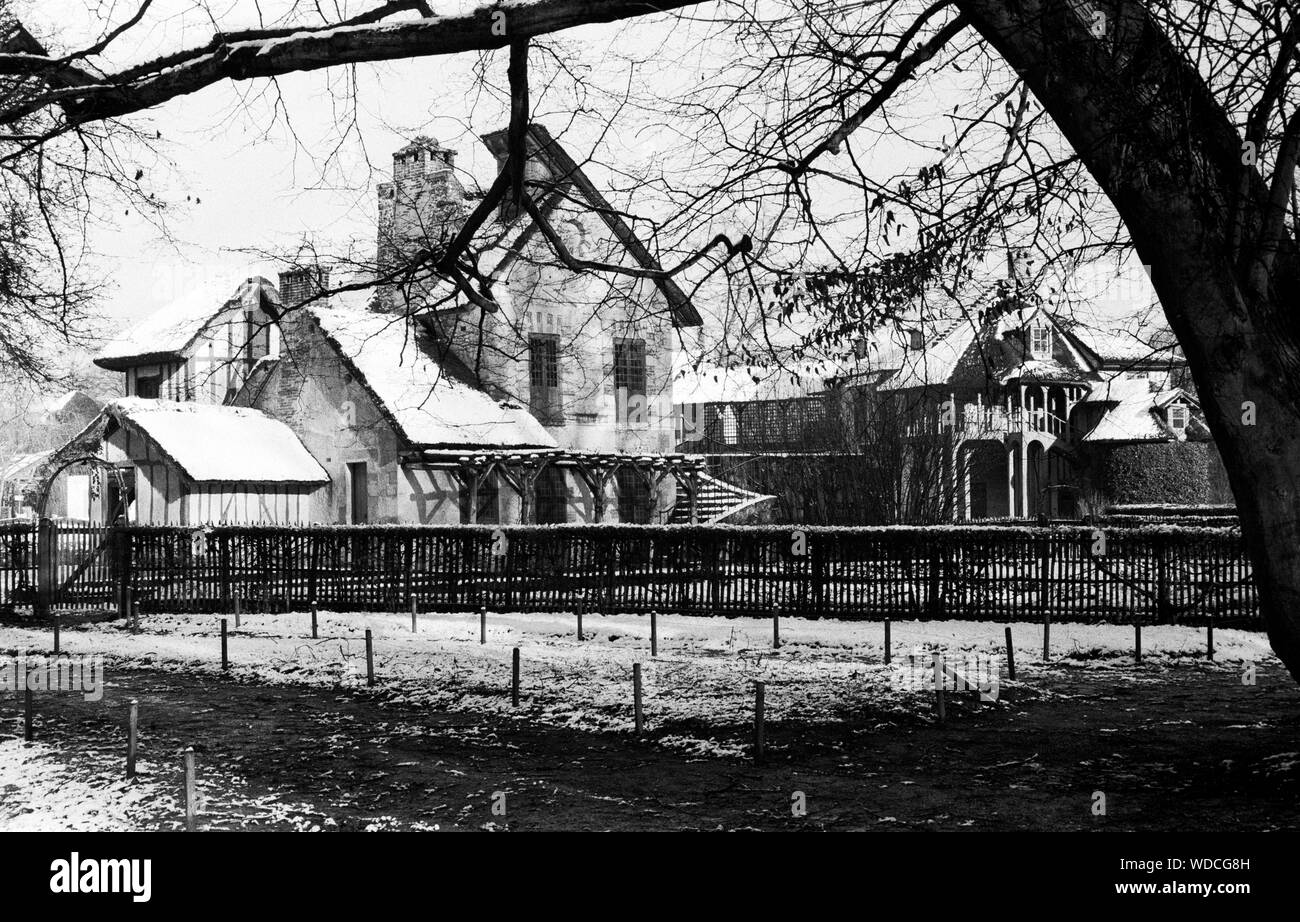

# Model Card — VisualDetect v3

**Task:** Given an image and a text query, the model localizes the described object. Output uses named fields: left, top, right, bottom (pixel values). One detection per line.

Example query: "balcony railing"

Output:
left=908, top=404, right=1072, bottom=440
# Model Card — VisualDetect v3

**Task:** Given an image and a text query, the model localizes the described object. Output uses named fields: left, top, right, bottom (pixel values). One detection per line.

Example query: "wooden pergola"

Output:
left=415, top=448, right=708, bottom=524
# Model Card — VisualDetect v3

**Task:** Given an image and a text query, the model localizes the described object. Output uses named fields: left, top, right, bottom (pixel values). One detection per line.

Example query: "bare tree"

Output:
left=4, top=1, right=1300, bottom=682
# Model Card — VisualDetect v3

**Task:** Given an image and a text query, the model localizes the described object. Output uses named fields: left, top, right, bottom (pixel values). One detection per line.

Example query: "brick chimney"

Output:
left=278, top=265, right=331, bottom=310
left=376, top=136, right=465, bottom=272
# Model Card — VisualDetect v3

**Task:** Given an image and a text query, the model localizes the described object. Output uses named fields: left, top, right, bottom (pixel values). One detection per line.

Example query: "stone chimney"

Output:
left=376, top=136, right=465, bottom=272
left=278, top=265, right=331, bottom=310
left=481, top=125, right=555, bottom=222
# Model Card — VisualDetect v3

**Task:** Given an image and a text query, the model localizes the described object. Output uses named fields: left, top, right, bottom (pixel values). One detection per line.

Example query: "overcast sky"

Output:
left=17, top=0, right=1161, bottom=374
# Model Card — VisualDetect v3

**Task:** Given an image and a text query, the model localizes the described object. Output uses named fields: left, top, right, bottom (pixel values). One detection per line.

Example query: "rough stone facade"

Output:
left=253, top=307, right=403, bottom=523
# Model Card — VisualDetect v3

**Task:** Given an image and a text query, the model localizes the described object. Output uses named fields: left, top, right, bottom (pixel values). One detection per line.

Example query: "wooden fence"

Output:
left=118, top=523, right=1259, bottom=626
left=0, top=519, right=36, bottom=609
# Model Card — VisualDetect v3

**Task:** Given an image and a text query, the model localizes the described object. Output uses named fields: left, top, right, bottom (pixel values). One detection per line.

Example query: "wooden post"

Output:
left=127, top=699, right=139, bottom=779
left=633, top=662, right=644, bottom=734
left=24, top=678, right=33, bottom=742
left=365, top=628, right=375, bottom=687
left=233, top=594, right=241, bottom=629
left=650, top=609, right=658, bottom=657
left=576, top=599, right=584, bottom=642
left=410, top=598, right=418, bottom=634
left=1135, top=622, right=1143, bottom=664
left=480, top=606, right=487, bottom=645
left=753, top=681, right=765, bottom=760
left=772, top=604, right=780, bottom=649
left=1004, top=626, right=1016, bottom=681
left=311, top=601, right=318, bottom=639
left=183, top=747, right=197, bottom=832
left=131, top=598, right=139, bottom=633
left=1039, top=531, right=1052, bottom=615
left=1207, top=619, right=1214, bottom=660
left=52, top=614, right=60, bottom=655
left=117, top=530, right=133, bottom=618
left=933, top=653, right=946, bottom=722
left=1042, top=610, right=1051, bottom=662
left=220, top=618, right=229, bottom=670
left=512, top=647, right=520, bottom=707
left=122, top=586, right=133, bottom=624
left=884, top=618, right=892, bottom=664
left=35, top=516, right=54, bottom=623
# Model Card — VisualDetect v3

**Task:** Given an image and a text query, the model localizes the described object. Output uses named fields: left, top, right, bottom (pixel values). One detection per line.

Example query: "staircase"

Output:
left=668, top=472, right=775, bottom=524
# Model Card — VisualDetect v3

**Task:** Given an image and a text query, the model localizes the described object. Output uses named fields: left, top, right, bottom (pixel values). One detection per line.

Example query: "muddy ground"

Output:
left=3, top=658, right=1297, bottom=831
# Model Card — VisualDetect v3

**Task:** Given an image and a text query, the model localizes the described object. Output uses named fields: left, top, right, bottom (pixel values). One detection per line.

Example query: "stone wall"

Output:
left=254, top=308, right=402, bottom=524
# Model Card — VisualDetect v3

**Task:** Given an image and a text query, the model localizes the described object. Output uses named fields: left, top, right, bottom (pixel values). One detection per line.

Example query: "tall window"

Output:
left=529, top=334, right=561, bottom=423
left=614, top=338, right=648, bottom=425
left=459, top=475, right=500, bottom=524
left=347, top=462, right=369, bottom=524
left=535, top=467, right=568, bottom=524
left=1030, top=324, right=1052, bottom=357
left=616, top=468, right=652, bottom=524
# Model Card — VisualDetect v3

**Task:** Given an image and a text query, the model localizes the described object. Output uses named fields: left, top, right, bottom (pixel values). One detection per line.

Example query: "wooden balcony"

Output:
left=910, top=404, right=1072, bottom=444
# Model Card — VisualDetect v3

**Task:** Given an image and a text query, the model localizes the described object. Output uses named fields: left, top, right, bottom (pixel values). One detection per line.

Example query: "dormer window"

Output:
left=909, top=329, right=924, bottom=351
left=135, top=375, right=160, bottom=399
left=1029, top=324, right=1052, bottom=358
left=1168, top=404, right=1189, bottom=431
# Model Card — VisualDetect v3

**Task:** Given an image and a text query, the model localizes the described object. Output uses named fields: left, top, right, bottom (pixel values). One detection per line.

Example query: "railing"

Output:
left=909, top=405, right=1072, bottom=440
left=112, top=523, right=1257, bottom=626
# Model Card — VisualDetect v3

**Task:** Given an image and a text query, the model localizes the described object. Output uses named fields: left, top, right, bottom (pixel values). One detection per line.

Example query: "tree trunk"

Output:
left=960, top=0, right=1300, bottom=678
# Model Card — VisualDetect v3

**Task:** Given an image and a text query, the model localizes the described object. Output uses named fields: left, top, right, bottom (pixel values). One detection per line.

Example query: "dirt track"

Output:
left=3, top=658, right=1298, bottom=831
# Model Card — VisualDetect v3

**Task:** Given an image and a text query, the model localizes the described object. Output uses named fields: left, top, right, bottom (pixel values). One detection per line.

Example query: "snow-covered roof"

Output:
left=1079, top=378, right=1194, bottom=443
left=673, top=361, right=845, bottom=404
left=106, top=399, right=328, bottom=483
left=0, top=450, right=51, bottom=482
left=95, top=277, right=280, bottom=369
left=42, top=390, right=103, bottom=423
left=1072, top=326, right=1180, bottom=365
left=996, top=357, right=1091, bottom=385
left=308, top=301, right=556, bottom=449
left=878, top=321, right=980, bottom=390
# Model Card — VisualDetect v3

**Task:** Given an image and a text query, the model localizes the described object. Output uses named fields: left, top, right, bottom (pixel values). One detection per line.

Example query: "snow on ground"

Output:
left=1, top=714, right=366, bottom=832
left=0, top=740, right=149, bottom=831
left=0, top=610, right=1278, bottom=830
left=0, top=610, right=1275, bottom=764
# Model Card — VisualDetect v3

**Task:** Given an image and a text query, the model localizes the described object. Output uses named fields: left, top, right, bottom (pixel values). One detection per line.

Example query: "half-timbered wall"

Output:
left=94, top=420, right=318, bottom=525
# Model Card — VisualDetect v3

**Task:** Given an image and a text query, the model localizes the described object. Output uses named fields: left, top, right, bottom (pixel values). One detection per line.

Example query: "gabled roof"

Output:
left=308, top=298, right=556, bottom=450
left=102, top=399, right=328, bottom=483
left=1079, top=378, right=1200, bottom=443
left=95, top=277, right=280, bottom=370
left=878, top=321, right=981, bottom=390
left=1070, top=326, right=1183, bottom=369
left=481, top=124, right=702, bottom=327
left=0, top=450, right=52, bottom=483
left=880, top=299, right=1102, bottom=390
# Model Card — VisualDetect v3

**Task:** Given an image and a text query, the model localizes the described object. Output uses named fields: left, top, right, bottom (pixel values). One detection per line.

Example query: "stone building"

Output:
left=47, top=126, right=752, bottom=525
